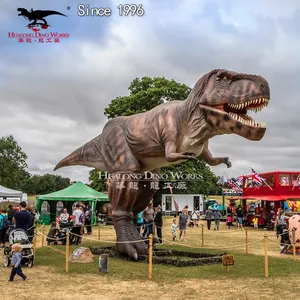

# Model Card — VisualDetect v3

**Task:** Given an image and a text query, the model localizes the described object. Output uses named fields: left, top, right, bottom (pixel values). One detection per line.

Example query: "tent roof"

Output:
left=0, top=185, right=23, bottom=198
left=36, top=181, right=108, bottom=202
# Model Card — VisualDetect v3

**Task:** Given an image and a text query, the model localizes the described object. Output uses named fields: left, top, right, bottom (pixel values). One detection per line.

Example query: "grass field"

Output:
left=1, top=218, right=300, bottom=300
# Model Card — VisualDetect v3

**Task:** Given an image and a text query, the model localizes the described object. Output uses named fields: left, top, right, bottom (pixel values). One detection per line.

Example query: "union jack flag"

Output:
left=251, top=168, right=264, bottom=186
left=227, top=179, right=241, bottom=191
left=235, top=175, right=244, bottom=186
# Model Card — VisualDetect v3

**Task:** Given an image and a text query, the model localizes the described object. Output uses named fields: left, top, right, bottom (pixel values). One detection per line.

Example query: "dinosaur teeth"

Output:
left=228, top=111, right=266, bottom=128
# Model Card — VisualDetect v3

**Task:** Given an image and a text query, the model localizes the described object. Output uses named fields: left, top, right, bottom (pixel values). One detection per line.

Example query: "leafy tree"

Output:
left=0, top=135, right=30, bottom=190
left=23, top=174, right=70, bottom=195
left=89, top=169, right=107, bottom=192
left=104, top=77, right=191, bottom=118
left=90, top=76, right=220, bottom=202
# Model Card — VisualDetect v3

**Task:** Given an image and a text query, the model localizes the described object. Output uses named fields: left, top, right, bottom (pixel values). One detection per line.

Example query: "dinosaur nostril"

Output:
left=260, top=84, right=265, bottom=92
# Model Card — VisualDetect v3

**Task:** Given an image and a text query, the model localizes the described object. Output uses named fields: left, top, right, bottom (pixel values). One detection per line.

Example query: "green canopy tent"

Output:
left=36, top=181, right=109, bottom=224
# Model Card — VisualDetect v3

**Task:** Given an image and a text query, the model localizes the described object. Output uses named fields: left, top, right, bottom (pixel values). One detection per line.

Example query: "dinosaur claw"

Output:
left=224, top=157, right=231, bottom=168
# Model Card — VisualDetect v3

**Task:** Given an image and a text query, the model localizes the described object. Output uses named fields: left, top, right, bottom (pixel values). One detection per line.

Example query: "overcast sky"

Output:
left=1, top=0, right=300, bottom=184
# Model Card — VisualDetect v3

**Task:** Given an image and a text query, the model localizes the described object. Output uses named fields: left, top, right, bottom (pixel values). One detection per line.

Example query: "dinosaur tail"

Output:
left=42, top=10, right=67, bottom=17
left=54, top=137, right=102, bottom=171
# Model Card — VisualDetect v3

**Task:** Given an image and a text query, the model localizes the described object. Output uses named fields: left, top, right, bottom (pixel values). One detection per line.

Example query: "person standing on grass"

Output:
left=85, top=205, right=93, bottom=235
left=179, top=208, right=188, bottom=241
left=13, top=201, right=32, bottom=232
left=214, top=209, right=222, bottom=230
left=142, top=202, right=155, bottom=237
left=191, top=208, right=199, bottom=227
left=136, top=211, right=143, bottom=235
left=25, top=207, right=35, bottom=243
left=237, top=207, right=244, bottom=230
left=205, top=207, right=213, bottom=230
left=171, top=218, right=177, bottom=241
left=226, top=214, right=232, bottom=229
left=71, top=204, right=85, bottom=244
left=7, top=205, right=15, bottom=225
left=154, top=206, right=163, bottom=243
left=253, top=216, right=258, bottom=230
left=0, top=209, right=8, bottom=248
left=8, top=243, right=27, bottom=282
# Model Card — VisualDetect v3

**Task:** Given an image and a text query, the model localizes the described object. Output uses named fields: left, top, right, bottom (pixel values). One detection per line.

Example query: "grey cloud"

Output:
left=2, top=0, right=300, bottom=183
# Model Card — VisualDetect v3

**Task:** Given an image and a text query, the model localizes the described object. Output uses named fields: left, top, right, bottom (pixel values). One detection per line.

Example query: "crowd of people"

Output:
left=136, top=201, right=163, bottom=243
left=0, top=201, right=40, bottom=247
left=46, top=202, right=93, bottom=245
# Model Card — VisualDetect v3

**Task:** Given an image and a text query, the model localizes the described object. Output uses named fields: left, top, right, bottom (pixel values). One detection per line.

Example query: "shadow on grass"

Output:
left=36, top=241, right=300, bottom=282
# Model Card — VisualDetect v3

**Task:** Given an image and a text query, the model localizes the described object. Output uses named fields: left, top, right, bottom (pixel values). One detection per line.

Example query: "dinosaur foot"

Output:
left=112, top=212, right=148, bottom=260
left=224, top=157, right=232, bottom=168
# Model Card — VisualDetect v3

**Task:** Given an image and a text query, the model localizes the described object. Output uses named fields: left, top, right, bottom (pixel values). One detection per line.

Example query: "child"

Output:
left=227, top=214, right=232, bottom=229
left=253, top=216, right=259, bottom=230
left=8, top=243, right=27, bottom=282
left=171, top=219, right=177, bottom=241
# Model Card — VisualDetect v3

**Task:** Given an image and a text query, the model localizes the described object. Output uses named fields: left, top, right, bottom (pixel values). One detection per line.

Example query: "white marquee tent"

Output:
left=0, top=184, right=27, bottom=202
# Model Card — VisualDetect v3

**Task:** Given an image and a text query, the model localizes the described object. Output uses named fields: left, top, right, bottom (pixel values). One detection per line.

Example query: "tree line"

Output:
left=0, top=135, right=70, bottom=195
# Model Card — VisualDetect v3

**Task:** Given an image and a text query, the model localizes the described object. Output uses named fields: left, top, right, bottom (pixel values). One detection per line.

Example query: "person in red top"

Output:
left=226, top=214, right=232, bottom=229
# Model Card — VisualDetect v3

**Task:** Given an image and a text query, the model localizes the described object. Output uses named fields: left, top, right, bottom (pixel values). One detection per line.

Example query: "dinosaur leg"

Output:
left=201, top=142, right=231, bottom=168
left=132, top=168, right=160, bottom=215
left=41, top=18, right=48, bottom=25
left=109, top=171, right=158, bottom=260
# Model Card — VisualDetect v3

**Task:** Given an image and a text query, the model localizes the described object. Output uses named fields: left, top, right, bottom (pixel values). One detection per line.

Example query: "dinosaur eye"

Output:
left=223, top=76, right=227, bottom=80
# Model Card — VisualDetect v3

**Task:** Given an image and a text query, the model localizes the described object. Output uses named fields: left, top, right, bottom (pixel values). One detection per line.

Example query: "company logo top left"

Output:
left=8, top=7, right=70, bottom=44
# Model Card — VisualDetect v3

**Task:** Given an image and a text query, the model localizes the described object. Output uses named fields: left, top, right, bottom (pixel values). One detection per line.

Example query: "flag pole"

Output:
left=292, top=174, right=300, bottom=191
left=263, top=179, right=274, bottom=191
left=168, top=183, right=179, bottom=213
left=223, top=172, right=242, bottom=191
left=249, top=168, right=273, bottom=191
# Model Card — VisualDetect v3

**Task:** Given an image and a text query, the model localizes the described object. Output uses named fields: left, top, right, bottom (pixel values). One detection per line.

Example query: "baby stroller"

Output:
left=3, top=228, right=34, bottom=268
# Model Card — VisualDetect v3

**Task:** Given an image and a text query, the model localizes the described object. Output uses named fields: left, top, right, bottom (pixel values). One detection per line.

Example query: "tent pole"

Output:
left=92, top=201, right=95, bottom=225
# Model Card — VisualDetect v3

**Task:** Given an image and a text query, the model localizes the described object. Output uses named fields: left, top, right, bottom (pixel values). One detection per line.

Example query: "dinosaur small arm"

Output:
left=54, top=69, right=270, bottom=260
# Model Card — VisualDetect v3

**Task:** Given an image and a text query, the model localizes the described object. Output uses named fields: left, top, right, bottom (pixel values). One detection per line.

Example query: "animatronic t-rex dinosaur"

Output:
left=54, top=69, right=270, bottom=259
left=17, top=8, right=67, bottom=26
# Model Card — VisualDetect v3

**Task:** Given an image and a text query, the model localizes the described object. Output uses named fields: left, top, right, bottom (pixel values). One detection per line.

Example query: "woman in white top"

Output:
left=191, top=208, right=199, bottom=227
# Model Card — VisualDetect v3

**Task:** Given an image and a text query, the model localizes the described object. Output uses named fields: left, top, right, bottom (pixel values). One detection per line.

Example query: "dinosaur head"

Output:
left=17, top=8, right=28, bottom=16
left=190, top=69, right=270, bottom=141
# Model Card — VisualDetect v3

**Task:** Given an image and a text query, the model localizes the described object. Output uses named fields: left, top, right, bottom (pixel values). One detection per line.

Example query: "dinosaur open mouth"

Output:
left=223, top=97, right=269, bottom=128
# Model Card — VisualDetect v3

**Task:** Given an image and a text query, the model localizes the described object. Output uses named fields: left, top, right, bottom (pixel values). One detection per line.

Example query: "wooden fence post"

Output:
left=98, top=223, right=101, bottom=241
left=148, top=234, right=153, bottom=280
left=245, top=229, right=248, bottom=255
left=33, top=227, right=37, bottom=262
left=201, top=224, right=204, bottom=247
left=65, top=231, right=70, bottom=273
left=42, top=225, right=45, bottom=247
left=292, top=229, right=296, bottom=261
left=264, top=234, right=268, bottom=278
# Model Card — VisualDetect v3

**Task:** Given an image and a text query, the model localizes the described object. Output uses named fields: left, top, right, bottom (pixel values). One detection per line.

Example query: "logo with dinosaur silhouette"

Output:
left=8, top=8, right=70, bottom=43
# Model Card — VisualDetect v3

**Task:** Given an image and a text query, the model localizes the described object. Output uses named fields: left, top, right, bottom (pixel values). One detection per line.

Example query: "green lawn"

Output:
left=35, top=241, right=300, bottom=282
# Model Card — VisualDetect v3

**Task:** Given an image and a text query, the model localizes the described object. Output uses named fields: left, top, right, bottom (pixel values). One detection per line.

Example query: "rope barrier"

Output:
left=162, top=237, right=264, bottom=250
left=37, top=227, right=149, bottom=244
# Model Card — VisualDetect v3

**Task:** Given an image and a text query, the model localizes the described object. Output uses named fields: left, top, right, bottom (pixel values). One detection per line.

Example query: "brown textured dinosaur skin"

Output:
left=54, top=69, right=270, bottom=259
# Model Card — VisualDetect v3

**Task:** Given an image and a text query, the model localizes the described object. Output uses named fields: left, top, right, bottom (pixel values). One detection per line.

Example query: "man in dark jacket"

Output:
left=205, top=207, right=213, bottom=230
left=13, top=201, right=32, bottom=232
left=154, top=206, right=163, bottom=243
